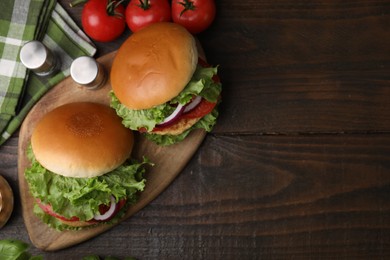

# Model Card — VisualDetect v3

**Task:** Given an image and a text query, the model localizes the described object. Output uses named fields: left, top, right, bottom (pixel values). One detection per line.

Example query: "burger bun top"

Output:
left=31, top=102, right=134, bottom=178
left=110, top=22, right=198, bottom=110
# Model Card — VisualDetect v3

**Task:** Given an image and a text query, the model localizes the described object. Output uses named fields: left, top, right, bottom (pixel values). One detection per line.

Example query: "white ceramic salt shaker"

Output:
left=70, top=56, right=107, bottom=90
left=20, top=40, right=58, bottom=76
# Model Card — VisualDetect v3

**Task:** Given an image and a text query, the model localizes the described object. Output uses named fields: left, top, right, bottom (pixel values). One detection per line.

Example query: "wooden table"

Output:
left=1, top=0, right=390, bottom=258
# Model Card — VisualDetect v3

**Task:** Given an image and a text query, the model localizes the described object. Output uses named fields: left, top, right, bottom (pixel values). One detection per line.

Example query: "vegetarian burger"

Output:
left=25, top=102, right=148, bottom=231
left=110, top=22, right=222, bottom=146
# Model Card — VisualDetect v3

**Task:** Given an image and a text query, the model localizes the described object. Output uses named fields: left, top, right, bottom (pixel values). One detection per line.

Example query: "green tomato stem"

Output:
left=107, top=0, right=126, bottom=17
left=69, top=0, right=88, bottom=8
left=138, top=0, right=151, bottom=10
left=179, top=0, right=196, bottom=16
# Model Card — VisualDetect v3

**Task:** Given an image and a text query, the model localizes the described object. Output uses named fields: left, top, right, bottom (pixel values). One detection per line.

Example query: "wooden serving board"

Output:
left=17, top=51, right=206, bottom=251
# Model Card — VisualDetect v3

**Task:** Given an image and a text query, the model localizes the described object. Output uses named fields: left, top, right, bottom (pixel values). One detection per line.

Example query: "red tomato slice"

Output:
left=37, top=200, right=79, bottom=222
left=181, top=98, right=217, bottom=119
left=36, top=198, right=127, bottom=222
left=179, top=58, right=219, bottom=119
left=99, top=198, right=126, bottom=215
left=150, top=98, right=217, bottom=132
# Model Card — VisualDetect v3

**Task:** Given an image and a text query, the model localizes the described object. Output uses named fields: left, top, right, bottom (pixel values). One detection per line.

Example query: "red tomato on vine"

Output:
left=125, top=0, right=171, bottom=32
left=81, top=0, right=126, bottom=42
left=171, top=0, right=216, bottom=34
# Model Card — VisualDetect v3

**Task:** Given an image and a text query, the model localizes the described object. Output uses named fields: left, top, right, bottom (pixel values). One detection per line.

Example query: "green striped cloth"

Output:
left=0, top=0, right=96, bottom=145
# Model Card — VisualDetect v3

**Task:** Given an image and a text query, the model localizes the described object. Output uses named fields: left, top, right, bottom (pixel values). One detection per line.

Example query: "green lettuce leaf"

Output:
left=32, top=199, right=131, bottom=231
left=110, top=64, right=222, bottom=132
left=25, top=145, right=150, bottom=230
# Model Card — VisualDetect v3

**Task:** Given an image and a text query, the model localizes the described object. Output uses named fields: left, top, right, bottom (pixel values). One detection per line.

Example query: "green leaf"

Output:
left=0, top=239, right=43, bottom=260
left=25, top=146, right=150, bottom=230
left=0, top=239, right=28, bottom=260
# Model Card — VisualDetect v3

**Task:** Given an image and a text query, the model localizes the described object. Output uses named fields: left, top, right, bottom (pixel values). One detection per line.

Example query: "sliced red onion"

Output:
left=156, top=104, right=184, bottom=127
left=93, top=196, right=118, bottom=221
left=183, top=95, right=202, bottom=113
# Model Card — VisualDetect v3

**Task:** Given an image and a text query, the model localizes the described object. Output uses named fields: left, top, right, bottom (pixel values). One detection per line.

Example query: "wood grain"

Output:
left=13, top=134, right=388, bottom=259
left=17, top=52, right=206, bottom=251
left=1, top=0, right=390, bottom=258
left=198, top=0, right=390, bottom=134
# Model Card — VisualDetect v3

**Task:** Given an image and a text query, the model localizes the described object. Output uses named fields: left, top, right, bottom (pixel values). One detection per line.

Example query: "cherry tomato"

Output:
left=82, top=0, right=126, bottom=42
left=171, top=0, right=216, bottom=34
left=125, top=0, right=171, bottom=32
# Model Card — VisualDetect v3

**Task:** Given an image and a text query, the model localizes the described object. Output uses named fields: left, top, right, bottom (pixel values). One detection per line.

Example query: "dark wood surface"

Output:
left=1, top=0, right=390, bottom=259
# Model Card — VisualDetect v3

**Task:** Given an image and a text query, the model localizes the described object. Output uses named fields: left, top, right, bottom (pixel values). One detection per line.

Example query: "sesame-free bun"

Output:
left=110, top=22, right=198, bottom=110
left=31, top=102, right=134, bottom=178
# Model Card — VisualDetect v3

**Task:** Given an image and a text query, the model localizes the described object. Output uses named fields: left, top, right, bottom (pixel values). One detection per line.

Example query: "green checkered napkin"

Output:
left=0, top=0, right=96, bottom=145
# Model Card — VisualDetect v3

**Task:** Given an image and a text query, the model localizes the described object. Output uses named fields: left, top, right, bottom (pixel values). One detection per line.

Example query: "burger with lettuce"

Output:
left=25, top=102, right=149, bottom=231
left=110, top=22, right=222, bottom=146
